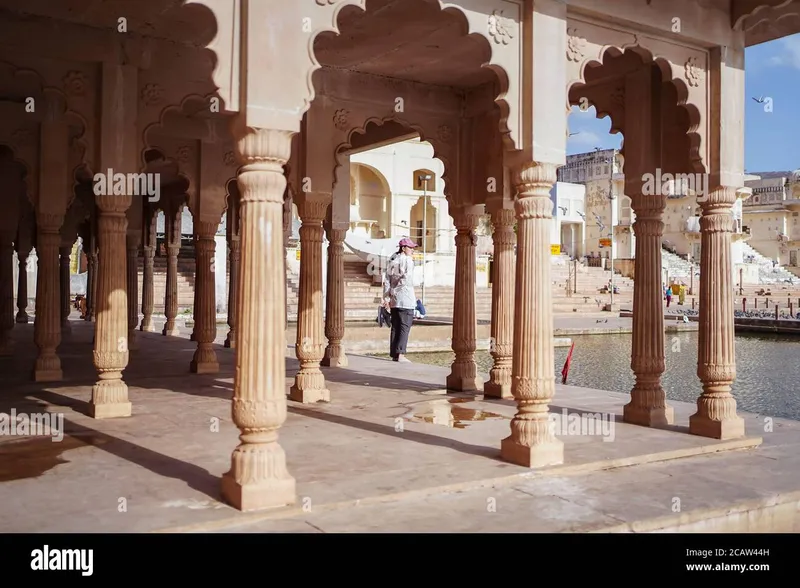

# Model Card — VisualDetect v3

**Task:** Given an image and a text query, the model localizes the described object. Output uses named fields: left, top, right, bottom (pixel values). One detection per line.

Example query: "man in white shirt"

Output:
left=382, top=237, right=418, bottom=362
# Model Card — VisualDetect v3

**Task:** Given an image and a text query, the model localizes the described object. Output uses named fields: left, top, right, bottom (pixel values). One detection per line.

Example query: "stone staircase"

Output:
left=550, top=254, right=635, bottom=312
left=135, top=248, right=197, bottom=314
left=661, top=245, right=697, bottom=280
left=740, top=242, right=797, bottom=284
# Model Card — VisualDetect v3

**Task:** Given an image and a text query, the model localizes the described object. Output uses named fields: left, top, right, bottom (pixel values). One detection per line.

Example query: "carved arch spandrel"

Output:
left=243, top=0, right=520, bottom=151
left=332, top=106, right=458, bottom=201
left=565, top=17, right=707, bottom=175
left=732, top=0, right=797, bottom=29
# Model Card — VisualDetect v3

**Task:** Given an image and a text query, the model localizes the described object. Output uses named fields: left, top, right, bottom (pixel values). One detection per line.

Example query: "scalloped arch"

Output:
left=733, top=0, right=795, bottom=30
left=306, top=0, right=516, bottom=150
left=336, top=115, right=453, bottom=200
left=137, top=146, right=192, bottom=213
left=567, top=46, right=705, bottom=175
left=141, top=92, right=222, bottom=170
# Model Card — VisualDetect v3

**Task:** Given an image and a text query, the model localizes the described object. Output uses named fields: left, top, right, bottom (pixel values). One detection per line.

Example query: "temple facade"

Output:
left=1, top=0, right=799, bottom=512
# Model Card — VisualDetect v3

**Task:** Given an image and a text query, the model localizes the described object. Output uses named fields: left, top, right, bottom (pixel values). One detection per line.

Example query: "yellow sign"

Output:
left=599, top=238, right=611, bottom=247
left=412, top=252, right=423, bottom=261
left=551, top=245, right=561, bottom=255
left=295, top=249, right=301, bottom=260
left=476, top=263, right=487, bottom=273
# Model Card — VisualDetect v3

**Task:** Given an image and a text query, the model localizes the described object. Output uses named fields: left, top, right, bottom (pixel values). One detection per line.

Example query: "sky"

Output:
left=566, top=33, right=800, bottom=173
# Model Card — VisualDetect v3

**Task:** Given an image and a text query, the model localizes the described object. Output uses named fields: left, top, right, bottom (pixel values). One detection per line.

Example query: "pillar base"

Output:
left=33, top=368, right=62, bottom=382
left=89, top=401, right=132, bottom=419
left=500, top=436, right=564, bottom=468
left=446, top=374, right=481, bottom=392
left=321, top=353, right=348, bottom=368
left=140, top=322, right=156, bottom=333
left=623, top=404, right=674, bottom=427
left=191, top=360, right=220, bottom=374
left=483, top=381, right=513, bottom=399
left=15, top=312, right=29, bottom=324
left=689, top=414, right=745, bottom=440
left=221, top=471, right=296, bottom=512
left=224, top=336, right=235, bottom=349
left=162, top=327, right=181, bottom=337
left=190, top=332, right=196, bottom=341
left=128, top=331, right=138, bottom=351
left=288, top=385, right=330, bottom=404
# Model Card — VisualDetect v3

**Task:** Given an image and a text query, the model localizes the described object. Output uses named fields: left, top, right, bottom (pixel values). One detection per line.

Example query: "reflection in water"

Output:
left=0, top=433, right=108, bottom=482
left=404, top=332, right=800, bottom=421
left=402, top=397, right=507, bottom=428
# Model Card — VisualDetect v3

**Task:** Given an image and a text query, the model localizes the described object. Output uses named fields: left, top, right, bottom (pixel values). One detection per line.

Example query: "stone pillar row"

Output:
left=33, top=213, right=63, bottom=381
left=163, top=204, right=182, bottom=337
left=15, top=246, right=31, bottom=324
left=0, top=231, right=15, bottom=355
left=224, top=194, right=240, bottom=349
left=190, top=220, right=219, bottom=373
left=59, top=245, right=71, bottom=332
left=321, top=224, right=347, bottom=367
left=126, top=234, right=139, bottom=351
left=140, top=211, right=156, bottom=332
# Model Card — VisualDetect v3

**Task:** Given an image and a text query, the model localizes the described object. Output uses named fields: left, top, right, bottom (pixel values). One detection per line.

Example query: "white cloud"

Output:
left=568, top=131, right=600, bottom=146
left=766, top=35, right=800, bottom=69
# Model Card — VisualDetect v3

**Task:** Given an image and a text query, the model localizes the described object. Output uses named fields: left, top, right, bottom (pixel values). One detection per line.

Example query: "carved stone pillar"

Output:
left=126, top=234, right=139, bottom=350
left=59, top=245, right=71, bottom=331
left=446, top=208, right=480, bottom=392
left=87, top=230, right=98, bottom=321
left=89, top=195, right=132, bottom=418
left=225, top=193, right=240, bottom=348
left=289, top=193, right=330, bottom=404
left=225, top=237, right=240, bottom=348
left=162, top=205, right=181, bottom=337
left=691, top=186, right=744, bottom=439
left=623, top=196, right=674, bottom=426
left=221, top=126, right=296, bottom=511
left=33, top=213, right=64, bottom=381
left=321, top=225, right=347, bottom=367
left=190, top=233, right=198, bottom=342
left=484, top=207, right=515, bottom=398
left=140, top=212, right=156, bottom=332
left=501, top=162, right=563, bottom=467
left=0, top=232, right=15, bottom=355
left=15, top=246, right=31, bottom=324
left=191, top=220, right=219, bottom=373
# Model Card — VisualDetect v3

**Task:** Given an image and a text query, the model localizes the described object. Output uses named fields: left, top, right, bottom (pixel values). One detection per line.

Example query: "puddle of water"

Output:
left=0, top=433, right=108, bottom=482
left=404, top=398, right=506, bottom=429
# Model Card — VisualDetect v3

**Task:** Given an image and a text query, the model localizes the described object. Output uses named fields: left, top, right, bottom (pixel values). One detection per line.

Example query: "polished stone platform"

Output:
left=0, top=316, right=796, bottom=533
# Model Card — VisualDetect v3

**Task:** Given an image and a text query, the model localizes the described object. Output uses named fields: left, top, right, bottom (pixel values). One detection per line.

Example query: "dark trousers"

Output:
left=390, top=308, right=414, bottom=359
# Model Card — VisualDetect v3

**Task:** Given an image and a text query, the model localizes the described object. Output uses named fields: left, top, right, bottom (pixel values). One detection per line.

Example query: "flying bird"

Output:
left=752, top=96, right=765, bottom=104
left=558, top=206, right=568, bottom=215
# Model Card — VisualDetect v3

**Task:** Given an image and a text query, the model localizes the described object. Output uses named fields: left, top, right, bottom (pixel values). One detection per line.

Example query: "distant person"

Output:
left=382, top=237, right=418, bottom=363
left=665, top=284, right=672, bottom=308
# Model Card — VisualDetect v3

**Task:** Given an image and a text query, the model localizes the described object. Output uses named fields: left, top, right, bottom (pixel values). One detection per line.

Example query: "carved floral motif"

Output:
left=10, top=128, right=32, bottom=146
left=63, top=71, right=87, bottom=96
left=566, top=28, right=586, bottom=62
left=488, top=10, right=514, bottom=45
left=437, top=125, right=453, bottom=144
left=176, top=146, right=191, bottom=163
left=684, top=56, right=701, bottom=87
left=610, top=86, right=624, bottom=106
left=223, top=151, right=236, bottom=167
left=141, top=83, right=164, bottom=106
left=333, top=109, right=349, bottom=131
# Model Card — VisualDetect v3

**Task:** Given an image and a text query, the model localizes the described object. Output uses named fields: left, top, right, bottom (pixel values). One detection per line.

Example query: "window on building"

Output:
left=412, top=169, right=436, bottom=192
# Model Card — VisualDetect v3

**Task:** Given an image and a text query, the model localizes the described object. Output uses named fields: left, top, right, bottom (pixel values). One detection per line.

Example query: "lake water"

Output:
left=398, top=332, right=800, bottom=421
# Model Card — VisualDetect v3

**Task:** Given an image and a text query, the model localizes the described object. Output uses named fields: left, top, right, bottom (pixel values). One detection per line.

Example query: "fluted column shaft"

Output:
left=624, top=196, right=673, bottom=426
left=190, top=233, right=199, bottom=342
left=89, top=197, right=131, bottom=419
left=221, top=127, right=296, bottom=512
left=15, top=246, right=30, bottom=323
left=289, top=194, right=330, bottom=403
left=224, top=237, right=240, bottom=348
left=162, top=207, right=181, bottom=336
left=690, top=187, right=744, bottom=438
left=140, top=246, right=155, bottom=331
left=87, top=232, right=98, bottom=321
left=0, top=232, right=15, bottom=355
left=501, top=162, right=563, bottom=468
left=447, top=210, right=480, bottom=392
left=84, top=252, right=95, bottom=321
left=191, top=220, right=219, bottom=373
left=33, top=215, right=63, bottom=381
left=321, top=226, right=347, bottom=367
left=126, top=235, right=139, bottom=350
left=484, top=208, right=516, bottom=398
left=59, top=245, right=71, bottom=330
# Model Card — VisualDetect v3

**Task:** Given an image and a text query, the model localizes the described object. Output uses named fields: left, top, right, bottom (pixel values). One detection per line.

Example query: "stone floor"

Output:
left=0, top=314, right=797, bottom=533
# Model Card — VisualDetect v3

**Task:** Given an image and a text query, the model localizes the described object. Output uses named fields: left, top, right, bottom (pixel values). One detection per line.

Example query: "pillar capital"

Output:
left=296, top=192, right=330, bottom=222
left=195, top=219, right=218, bottom=238
left=513, top=161, right=558, bottom=196
left=700, top=186, right=737, bottom=213
left=36, top=213, right=64, bottom=233
left=96, top=194, right=132, bottom=214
